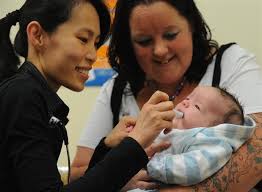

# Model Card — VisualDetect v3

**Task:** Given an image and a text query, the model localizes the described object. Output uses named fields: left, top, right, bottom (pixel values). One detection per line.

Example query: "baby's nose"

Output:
left=182, top=100, right=190, bottom=108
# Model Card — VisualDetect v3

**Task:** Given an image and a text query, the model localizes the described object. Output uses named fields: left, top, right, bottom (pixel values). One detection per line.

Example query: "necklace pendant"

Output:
left=169, top=95, right=176, bottom=101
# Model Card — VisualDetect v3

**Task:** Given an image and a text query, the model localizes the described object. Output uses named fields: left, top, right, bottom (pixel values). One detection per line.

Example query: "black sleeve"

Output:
left=87, top=137, right=111, bottom=170
left=66, top=137, right=148, bottom=191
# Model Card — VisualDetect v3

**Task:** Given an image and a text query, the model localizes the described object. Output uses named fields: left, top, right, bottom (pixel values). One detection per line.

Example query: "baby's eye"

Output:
left=195, top=105, right=201, bottom=111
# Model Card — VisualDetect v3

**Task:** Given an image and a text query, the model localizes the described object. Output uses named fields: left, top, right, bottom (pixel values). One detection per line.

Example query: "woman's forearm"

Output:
left=70, top=146, right=94, bottom=182
left=160, top=112, right=262, bottom=192
left=68, top=137, right=148, bottom=191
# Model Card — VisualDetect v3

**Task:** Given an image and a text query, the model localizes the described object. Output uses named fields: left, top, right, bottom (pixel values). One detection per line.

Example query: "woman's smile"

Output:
left=75, top=66, right=92, bottom=80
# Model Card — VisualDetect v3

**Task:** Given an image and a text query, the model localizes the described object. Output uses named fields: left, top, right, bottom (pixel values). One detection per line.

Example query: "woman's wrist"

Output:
left=104, top=136, right=112, bottom=148
left=104, top=135, right=125, bottom=148
left=99, top=137, right=112, bottom=151
left=128, top=132, right=147, bottom=149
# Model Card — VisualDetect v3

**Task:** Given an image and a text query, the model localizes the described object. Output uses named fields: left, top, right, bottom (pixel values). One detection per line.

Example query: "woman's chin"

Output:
left=66, top=83, right=85, bottom=92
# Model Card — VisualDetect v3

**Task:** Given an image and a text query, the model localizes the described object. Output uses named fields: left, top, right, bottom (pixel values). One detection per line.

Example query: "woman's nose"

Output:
left=85, top=45, right=97, bottom=64
left=153, top=41, right=168, bottom=59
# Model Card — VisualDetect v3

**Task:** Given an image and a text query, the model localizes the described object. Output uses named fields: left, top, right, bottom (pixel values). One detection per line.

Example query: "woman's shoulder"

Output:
left=101, top=75, right=117, bottom=90
left=0, top=74, right=38, bottom=94
left=219, top=44, right=260, bottom=77
left=97, top=75, right=117, bottom=100
left=0, top=73, right=44, bottom=104
left=210, top=44, right=258, bottom=73
left=200, top=43, right=260, bottom=86
left=220, top=44, right=256, bottom=64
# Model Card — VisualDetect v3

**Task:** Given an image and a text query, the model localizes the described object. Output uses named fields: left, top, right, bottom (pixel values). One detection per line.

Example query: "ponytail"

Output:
left=0, top=10, right=21, bottom=82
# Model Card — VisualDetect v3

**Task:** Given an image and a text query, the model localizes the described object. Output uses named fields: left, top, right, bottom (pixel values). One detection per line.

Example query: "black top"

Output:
left=0, top=61, right=148, bottom=192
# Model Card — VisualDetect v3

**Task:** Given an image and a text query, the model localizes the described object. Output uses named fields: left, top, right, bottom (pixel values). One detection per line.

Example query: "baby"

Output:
left=173, top=86, right=244, bottom=128
left=130, top=86, right=256, bottom=191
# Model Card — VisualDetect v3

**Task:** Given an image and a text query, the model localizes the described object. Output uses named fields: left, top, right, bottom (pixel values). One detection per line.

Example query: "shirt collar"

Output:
left=19, top=61, right=69, bottom=125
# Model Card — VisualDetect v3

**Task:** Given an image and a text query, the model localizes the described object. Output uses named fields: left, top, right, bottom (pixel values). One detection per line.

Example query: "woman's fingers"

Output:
left=135, top=181, right=160, bottom=190
left=129, top=91, right=175, bottom=148
left=160, top=110, right=176, bottom=121
left=120, top=169, right=160, bottom=191
left=120, top=116, right=136, bottom=132
left=141, top=106, right=175, bottom=125
left=154, top=100, right=174, bottom=112
left=105, top=116, right=137, bottom=147
left=135, top=170, right=160, bottom=189
left=121, top=116, right=136, bottom=127
left=146, top=91, right=169, bottom=105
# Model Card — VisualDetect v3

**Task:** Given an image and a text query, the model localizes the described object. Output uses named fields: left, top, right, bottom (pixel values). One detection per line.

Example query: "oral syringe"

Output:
left=173, top=109, right=184, bottom=119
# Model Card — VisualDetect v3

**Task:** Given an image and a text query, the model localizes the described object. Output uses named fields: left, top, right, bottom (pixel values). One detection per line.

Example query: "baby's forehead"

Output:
left=192, top=86, right=219, bottom=97
left=193, top=86, right=228, bottom=106
left=197, top=86, right=232, bottom=112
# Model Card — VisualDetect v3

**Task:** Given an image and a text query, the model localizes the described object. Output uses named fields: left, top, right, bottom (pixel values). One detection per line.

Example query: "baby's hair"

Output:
left=216, top=87, right=244, bottom=125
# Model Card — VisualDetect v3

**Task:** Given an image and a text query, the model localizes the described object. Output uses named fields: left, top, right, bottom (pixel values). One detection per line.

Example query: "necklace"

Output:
left=144, top=76, right=186, bottom=101
left=169, top=76, right=186, bottom=101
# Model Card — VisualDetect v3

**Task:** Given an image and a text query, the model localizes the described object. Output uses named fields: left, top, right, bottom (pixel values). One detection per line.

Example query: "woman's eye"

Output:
left=78, top=37, right=88, bottom=44
left=134, top=38, right=152, bottom=47
left=195, top=105, right=201, bottom=111
left=164, top=32, right=178, bottom=40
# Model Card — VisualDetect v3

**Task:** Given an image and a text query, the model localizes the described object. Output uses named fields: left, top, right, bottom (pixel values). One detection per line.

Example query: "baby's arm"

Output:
left=147, top=138, right=233, bottom=186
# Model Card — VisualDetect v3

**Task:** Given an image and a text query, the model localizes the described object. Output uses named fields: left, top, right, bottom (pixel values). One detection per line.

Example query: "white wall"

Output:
left=195, top=0, right=262, bottom=64
left=258, top=1, right=262, bottom=62
left=1, top=0, right=261, bottom=166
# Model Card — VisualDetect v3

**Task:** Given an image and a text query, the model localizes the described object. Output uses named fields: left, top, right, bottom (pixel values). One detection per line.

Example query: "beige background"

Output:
left=1, top=0, right=261, bottom=166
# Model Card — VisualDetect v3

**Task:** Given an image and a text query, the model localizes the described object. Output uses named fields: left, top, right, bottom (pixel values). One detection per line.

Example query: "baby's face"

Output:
left=173, top=86, right=228, bottom=129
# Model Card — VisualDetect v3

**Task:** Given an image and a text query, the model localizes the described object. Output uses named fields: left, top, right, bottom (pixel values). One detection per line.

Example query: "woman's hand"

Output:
left=121, top=142, right=171, bottom=192
left=129, top=91, right=175, bottom=148
left=105, top=116, right=136, bottom=148
left=120, top=169, right=158, bottom=192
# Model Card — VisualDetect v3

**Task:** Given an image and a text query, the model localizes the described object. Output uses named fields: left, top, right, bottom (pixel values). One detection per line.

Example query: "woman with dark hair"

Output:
left=72, top=0, right=262, bottom=191
left=0, top=0, right=177, bottom=191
